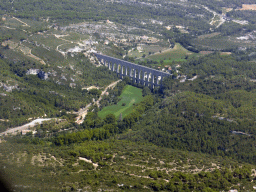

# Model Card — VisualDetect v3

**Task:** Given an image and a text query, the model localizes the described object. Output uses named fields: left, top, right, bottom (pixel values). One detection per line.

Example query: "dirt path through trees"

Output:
left=12, top=17, right=30, bottom=27
left=75, top=79, right=121, bottom=124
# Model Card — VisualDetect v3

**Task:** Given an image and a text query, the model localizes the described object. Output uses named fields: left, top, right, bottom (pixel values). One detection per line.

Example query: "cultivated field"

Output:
left=147, top=43, right=195, bottom=64
left=240, top=4, right=256, bottom=10
left=98, top=85, right=143, bottom=119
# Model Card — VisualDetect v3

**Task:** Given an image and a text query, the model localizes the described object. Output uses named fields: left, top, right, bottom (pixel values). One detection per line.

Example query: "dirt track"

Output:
left=75, top=79, right=121, bottom=124
left=0, top=118, right=54, bottom=136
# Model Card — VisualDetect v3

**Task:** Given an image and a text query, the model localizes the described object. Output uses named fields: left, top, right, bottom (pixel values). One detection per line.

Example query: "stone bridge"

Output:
left=94, top=53, right=171, bottom=89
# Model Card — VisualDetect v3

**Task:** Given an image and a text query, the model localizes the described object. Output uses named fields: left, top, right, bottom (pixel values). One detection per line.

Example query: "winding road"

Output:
left=0, top=118, right=55, bottom=136
left=202, top=5, right=225, bottom=28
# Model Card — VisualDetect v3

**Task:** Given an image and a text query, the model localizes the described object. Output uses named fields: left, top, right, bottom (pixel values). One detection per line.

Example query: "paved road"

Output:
left=0, top=118, right=54, bottom=136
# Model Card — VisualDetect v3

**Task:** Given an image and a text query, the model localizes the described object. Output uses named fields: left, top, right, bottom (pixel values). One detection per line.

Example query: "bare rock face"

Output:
left=26, top=69, right=40, bottom=75
left=61, top=76, right=67, bottom=81
left=38, top=71, right=49, bottom=80
left=2, top=84, right=18, bottom=92
left=0, top=93, right=7, bottom=96
left=69, top=83, right=76, bottom=88
left=26, top=69, right=50, bottom=80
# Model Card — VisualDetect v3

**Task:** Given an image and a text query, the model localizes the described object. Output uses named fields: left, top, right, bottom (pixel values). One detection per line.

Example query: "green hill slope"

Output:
left=98, top=85, right=143, bottom=119
left=1, top=138, right=255, bottom=191
left=126, top=91, right=256, bottom=164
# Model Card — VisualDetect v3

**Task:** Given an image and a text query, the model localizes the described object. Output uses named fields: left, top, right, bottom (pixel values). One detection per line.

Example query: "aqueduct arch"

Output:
left=94, top=53, right=171, bottom=89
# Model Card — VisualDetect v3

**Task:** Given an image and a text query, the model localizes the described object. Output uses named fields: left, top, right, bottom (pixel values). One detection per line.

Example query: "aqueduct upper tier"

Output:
left=94, top=53, right=171, bottom=89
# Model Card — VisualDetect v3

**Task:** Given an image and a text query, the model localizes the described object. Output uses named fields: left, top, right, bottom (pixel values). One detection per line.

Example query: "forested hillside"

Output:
left=1, top=135, right=256, bottom=191
left=0, top=54, right=118, bottom=131
left=116, top=53, right=256, bottom=165
left=127, top=90, right=256, bottom=163
left=1, top=0, right=256, bottom=191
left=0, top=0, right=212, bottom=31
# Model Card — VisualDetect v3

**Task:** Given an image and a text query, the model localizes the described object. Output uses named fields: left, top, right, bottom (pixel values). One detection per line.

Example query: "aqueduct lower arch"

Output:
left=94, top=53, right=171, bottom=89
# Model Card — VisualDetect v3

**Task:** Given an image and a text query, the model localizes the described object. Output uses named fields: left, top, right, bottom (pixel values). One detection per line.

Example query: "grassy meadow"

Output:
left=147, top=43, right=196, bottom=65
left=98, top=85, right=143, bottom=119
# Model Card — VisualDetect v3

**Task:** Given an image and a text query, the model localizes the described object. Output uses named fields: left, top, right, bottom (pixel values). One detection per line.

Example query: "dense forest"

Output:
left=180, top=52, right=256, bottom=78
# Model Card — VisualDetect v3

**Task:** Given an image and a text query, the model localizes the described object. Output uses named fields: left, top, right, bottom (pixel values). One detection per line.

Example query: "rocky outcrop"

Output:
left=69, top=83, right=76, bottom=88
left=26, top=69, right=40, bottom=75
left=38, top=71, right=49, bottom=80
left=0, top=82, right=18, bottom=92
left=26, top=69, right=49, bottom=80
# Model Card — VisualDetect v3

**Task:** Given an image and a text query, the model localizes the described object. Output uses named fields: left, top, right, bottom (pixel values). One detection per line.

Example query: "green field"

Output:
left=61, top=32, right=90, bottom=42
left=147, top=43, right=196, bottom=64
left=98, top=85, right=143, bottom=119
left=191, top=35, right=256, bottom=51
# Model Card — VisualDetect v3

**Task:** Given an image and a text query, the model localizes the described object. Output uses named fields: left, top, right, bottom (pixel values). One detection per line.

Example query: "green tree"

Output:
left=104, top=114, right=116, bottom=124
left=89, top=89, right=102, bottom=97
left=142, top=86, right=151, bottom=97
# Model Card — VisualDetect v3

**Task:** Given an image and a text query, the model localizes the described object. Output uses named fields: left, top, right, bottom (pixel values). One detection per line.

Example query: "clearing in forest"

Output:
left=197, top=32, right=221, bottom=39
left=240, top=4, right=256, bottom=10
left=147, top=43, right=196, bottom=64
left=98, top=85, right=143, bottom=119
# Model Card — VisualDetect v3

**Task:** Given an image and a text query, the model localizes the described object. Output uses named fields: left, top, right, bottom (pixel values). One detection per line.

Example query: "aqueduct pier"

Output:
left=94, top=53, right=171, bottom=89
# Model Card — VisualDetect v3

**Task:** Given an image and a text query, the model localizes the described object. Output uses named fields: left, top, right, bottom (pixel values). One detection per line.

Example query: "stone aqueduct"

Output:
left=94, top=53, right=171, bottom=89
